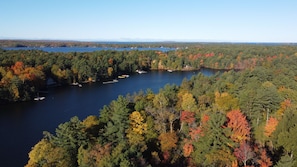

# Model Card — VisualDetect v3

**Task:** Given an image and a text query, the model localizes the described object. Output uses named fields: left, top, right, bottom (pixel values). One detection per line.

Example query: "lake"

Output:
left=0, top=69, right=217, bottom=166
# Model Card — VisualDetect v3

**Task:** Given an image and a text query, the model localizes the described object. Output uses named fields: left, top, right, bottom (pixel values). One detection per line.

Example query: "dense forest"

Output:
left=1, top=43, right=297, bottom=103
left=2, top=41, right=297, bottom=166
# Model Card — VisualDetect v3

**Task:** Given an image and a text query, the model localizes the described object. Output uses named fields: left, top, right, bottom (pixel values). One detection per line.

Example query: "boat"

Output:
left=136, top=70, right=147, bottom=74
left=34, top=96, right=45, bottom=101
left=118, top=74, right=129, bottom=79
left=33, top=92, right=45, bottom=101
left=71, top=82, right=82, bottom=87
left=167, top=69, right=173, bottom=72
left=103, top=79, right=119, bottom=84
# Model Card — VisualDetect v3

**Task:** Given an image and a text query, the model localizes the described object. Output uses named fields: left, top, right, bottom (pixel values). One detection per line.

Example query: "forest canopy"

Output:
left=2, top=41, right=297, bottom=166
left=20, top=42, right=297, bottom=167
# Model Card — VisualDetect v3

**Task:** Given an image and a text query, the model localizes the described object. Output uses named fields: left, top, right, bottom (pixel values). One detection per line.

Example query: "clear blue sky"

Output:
left=0, top=0, right=296, bottom=42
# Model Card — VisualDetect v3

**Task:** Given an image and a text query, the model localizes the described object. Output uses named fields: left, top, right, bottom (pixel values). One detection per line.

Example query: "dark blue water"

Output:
left=2, top=46, right=176, bottom=53
left=0, top=69, right=216, bottom=166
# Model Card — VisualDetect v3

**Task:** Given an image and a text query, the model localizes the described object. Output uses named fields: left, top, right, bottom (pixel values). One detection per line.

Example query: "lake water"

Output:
left=0, top=68, right=217, bottom=166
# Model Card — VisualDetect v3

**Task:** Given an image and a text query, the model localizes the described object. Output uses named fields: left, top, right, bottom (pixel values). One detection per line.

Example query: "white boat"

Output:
left=167, top=69, right=173, bottom=72
left=103, top=79, right=119, bottom=84
left=136, top=70, right=147, bottom=74
left=72, top=82, right=82, bottom=87
left=34, top=96, right=45, bottom=101
left=118, top=74, right=130, bottom=79
left=71, top=82, right=79, bottom=86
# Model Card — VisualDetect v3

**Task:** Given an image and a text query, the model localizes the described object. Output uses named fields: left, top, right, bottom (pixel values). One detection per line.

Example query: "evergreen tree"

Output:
left=273, top=109, right=297, bottom=165
left=42, top=116, right=87, bottom=166
left=275, top=154, right=296, bottom=167
left=192, top=112, right=235, bottom=166
left=103, top=96, right=131, bottom=144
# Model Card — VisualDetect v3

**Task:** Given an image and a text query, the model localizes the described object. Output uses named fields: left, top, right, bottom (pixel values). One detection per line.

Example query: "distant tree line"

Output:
left=0, top=40, right=199, bottom=48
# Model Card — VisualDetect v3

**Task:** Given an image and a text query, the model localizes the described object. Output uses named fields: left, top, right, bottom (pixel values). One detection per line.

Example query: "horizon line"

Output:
left=0, top=38, right=296, bottom=44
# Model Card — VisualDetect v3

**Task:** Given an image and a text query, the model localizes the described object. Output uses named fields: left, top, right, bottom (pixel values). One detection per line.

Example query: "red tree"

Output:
left=180, top=111, right=195, bottom=124
left=227, top=110, right=251, bottom=143
left=257, top=149, right=272, bottom=167
left=11, top=61, right=24, bottom=75
left=201, top=114, right=209, bottom=125
left=180, top=110, right=196, bottom=132
left=183, top=141, right=194, bottom=157
left=188, top=114, right=209, bottom=141
left=234, top=142, right=255, bottom=167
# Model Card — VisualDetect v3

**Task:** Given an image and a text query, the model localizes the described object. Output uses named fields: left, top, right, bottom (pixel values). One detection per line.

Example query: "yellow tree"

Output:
left=82, top=115, right=100, bottom=139
left=107, top=67, right=113, bottom=77
left=158, top=132, right=178, bottom=152
left=215, top=91, right=239, bottom=113
left=181, top=92, right=197, bottom=112
left=82, top=115, right=99, bottom=129
left=205, top=149, right=236, bottom=167
left=26, top=139, right=74, bottom=167
left=176, top=89, right=188, bottom=110
left=158, top=132, right=178, bottom=162
left=126, top=111, right=147, bottom=147
left=11, top=84, right=20, bottom=100
left=129, top=111, right=147, bottom=135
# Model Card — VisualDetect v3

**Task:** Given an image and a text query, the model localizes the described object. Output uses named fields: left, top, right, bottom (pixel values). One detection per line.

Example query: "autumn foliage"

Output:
left=183, top=141, right=194, bottom=157
left=264, top=117, right=278, bottom=137
left=19, top=44, right=297, bottom=166
left=258, top=149, right=273, bottom=167
left=234, top=142, right=255, bottom=166
left=180, top=110, right=195, bottom=124
left=0, top=61, right=45, bottom=102
left=227, top=110, right=251, bottom=143
left=158, top=132, right=178, bottom=152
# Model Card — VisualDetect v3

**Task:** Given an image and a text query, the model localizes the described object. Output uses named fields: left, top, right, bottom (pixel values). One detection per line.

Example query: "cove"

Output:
left=0, top=69, right=217, bottom=166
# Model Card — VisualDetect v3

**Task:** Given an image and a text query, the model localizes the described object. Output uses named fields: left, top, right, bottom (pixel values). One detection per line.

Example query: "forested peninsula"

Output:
left=2, top=41, right=297, bottom=166
left=1, top=42, right=296, bottom=103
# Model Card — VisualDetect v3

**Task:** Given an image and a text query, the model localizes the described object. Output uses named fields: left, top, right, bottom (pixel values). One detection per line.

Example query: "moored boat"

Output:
left=103, top=79, right=119, bottom=84
left=72, top=82, right=82, bottom=87
left=71, top=82, right=79, bottom=85
left=118, top=74, right=130, bottom=79
left=34, top=96, right=45, bottom=101
left=136, top=70, right=147, bottom=74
